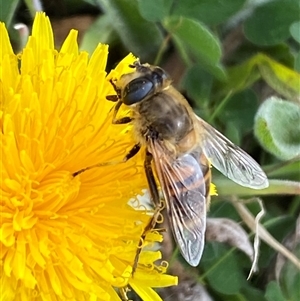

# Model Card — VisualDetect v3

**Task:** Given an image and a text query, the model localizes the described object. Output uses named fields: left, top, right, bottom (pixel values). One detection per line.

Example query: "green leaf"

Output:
left=172, top=0, right=246, bottom=26
left=262, top=215, right=295, bottom=242
left=258, top=216, right=295, bottom=269
left=0, top=0, right=20, bottom=26
left=244, top=0, right=300, bottom=46
left=224, top=121, right=241, bottom=146
left=283, top=268, right=300, bottom=300
left=216, top=56, right=261, bottom=97
left=266, top=160, right=300, bottom=180
left=265, top=281, right=286, bottom=301
left=80, top=15, right=117, bottom=53
left=163, top=16, right=226, bottom=80
left=170, top=34, right=192, bottom=67
left=217, top=54, right=300, bottom=102
left=279, top=244, right=300, bottom=301
left=290, top=21, right=300, bottom=43
left=201, top=242, right=244, bottom=294
left=257, top=55, right=300, bottom=103
left=295, top=51, right=300, bottom=73
left=96, top=0, right=163, bottom=61
left=254, top=96, right=300, bottom=160
left=241, top=286, right=267, bottom=301
left=209, top=201, right=241, bottom=221
left=219, top=89, right=259, bottom=138
left=181, top=64, right=213, bottom=108
left=164, top=16, right=221, bottom=64
left=222, top=294, right=247, bottom=301
left=137, top=0, right=172, bottom=22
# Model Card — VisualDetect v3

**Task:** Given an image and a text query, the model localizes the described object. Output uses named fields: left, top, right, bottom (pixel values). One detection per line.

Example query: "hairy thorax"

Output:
left=132, top=90, right=197, bottom=155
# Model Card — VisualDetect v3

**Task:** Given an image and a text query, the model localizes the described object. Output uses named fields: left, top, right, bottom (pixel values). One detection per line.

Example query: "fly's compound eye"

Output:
left=122, top=77, right=154, bottom=105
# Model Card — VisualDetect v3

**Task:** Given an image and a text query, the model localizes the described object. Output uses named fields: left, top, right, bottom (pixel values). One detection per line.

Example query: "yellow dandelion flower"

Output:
left=0, top=12, right=177, bottom=301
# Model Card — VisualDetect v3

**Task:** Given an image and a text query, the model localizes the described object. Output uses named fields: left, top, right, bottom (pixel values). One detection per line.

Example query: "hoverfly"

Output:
left=74, top=61, right=269, bottom=267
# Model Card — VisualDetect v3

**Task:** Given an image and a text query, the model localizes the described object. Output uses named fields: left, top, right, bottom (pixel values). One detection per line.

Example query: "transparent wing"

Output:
left=149, top=140, right=207, bottom=266
left=196, top=116, right=269, bottom=189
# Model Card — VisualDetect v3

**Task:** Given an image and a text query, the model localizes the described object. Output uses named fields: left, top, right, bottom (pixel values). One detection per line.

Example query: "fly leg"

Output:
left=72, top=142, right=140, bottom=177
left=144, top=151, right=160, bottom=206
left=72, top=101, right=135, bottom=177
left=119, top=287, right=132, bottom=301
left=132, top=150, right=165, bottom=274
left=112, top=100, right=132, bottom=124
left=143, top=150, right=165, bottom=230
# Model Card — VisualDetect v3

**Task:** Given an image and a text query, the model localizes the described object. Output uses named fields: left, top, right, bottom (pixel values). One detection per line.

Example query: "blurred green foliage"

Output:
left=2, top=0, right=300, bottom=300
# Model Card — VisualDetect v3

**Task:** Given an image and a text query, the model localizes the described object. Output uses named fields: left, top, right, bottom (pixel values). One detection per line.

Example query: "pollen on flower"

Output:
left=210, top=183, right=218, bottom=196
left=1, top=12, right=177, bottom=301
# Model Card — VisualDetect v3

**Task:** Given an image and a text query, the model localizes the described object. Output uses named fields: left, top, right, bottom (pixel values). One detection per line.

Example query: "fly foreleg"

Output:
left=132, top=150, right=165, bottom=274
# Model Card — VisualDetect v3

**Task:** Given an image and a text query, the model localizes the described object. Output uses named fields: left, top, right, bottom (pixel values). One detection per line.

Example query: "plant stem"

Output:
left=214, top=178, right=300, bottom=196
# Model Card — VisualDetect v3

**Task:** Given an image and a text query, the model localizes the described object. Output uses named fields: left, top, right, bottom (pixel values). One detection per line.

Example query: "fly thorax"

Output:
left=136, top=92, right=193, bottom=143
